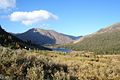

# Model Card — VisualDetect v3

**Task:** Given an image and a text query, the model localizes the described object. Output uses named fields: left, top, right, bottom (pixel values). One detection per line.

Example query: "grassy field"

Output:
left=0, top=47, right=120, bottom=80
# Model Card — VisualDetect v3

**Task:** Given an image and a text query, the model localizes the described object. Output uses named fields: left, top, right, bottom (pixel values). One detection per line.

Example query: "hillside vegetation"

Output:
left=0, top=46, right=120, bottom=80
left=63, top=23, right=120, bottom=54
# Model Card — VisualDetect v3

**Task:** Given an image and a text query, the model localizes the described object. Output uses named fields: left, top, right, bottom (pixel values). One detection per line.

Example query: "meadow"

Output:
left=0, top=47, right=120, bottom=80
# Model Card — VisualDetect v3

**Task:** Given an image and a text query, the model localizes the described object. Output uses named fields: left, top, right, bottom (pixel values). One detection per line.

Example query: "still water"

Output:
left=52, top=48, right=72, bottom=53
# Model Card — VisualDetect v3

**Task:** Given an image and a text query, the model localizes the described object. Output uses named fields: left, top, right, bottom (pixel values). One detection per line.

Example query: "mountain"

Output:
left=14, top=28, right=80, bottom=45
left=65, top=23, right=120, bottom=54
left=0, top=25, right=51, bottom=50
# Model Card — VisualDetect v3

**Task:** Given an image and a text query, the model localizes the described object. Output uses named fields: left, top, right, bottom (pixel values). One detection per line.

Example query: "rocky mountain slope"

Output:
left=14, top=28, right=80, bottom=45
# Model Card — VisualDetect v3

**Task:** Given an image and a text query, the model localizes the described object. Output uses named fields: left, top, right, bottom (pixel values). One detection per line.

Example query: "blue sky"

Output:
left=0, top=0, right=120, bottom=36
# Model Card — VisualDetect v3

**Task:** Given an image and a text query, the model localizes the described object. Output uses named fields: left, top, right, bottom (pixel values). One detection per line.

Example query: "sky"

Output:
left=0, top=0, right=120, bottom=36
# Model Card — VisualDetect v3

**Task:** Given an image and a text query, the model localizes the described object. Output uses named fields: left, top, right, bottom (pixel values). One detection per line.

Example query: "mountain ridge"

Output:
left=74, top=23, right=120, bottom=43
left=0, top=25, right=51, bottom=50
left=14, top=28, right=80, bottom=45
left=65, top=23, right=120, bottom=54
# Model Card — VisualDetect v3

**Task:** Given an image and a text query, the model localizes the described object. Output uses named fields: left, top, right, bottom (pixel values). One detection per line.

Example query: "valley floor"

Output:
left=0, top=47, right=120, bottom=80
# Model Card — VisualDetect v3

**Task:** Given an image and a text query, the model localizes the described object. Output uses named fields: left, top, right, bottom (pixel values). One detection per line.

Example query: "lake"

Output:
left=52, top=48, right=72, bottom=53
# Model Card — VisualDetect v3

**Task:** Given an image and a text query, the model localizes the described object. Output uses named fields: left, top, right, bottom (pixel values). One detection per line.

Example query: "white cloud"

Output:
left=9, top=10, right=58, bottom=25
left=0, top=0, right=16, bottom=10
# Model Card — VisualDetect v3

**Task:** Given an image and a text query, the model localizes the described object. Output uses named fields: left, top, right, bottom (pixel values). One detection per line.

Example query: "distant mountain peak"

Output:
left=14, top=28, right=81, bottom=45
left=29, top=28, right=55, bottom=33
left=31, top=28, right=54, bottom=31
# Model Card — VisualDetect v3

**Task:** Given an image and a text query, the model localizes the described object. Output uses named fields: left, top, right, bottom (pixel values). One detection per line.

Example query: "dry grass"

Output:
left=0, top=47, right=120, bottom=80
left=28, top=50, right=120, bottom=80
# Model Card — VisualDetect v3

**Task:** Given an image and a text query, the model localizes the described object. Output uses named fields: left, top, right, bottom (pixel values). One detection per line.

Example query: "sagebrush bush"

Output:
left=0, top=47, right=77, bottom=80
left=0, top=46, right=120, bottom=80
